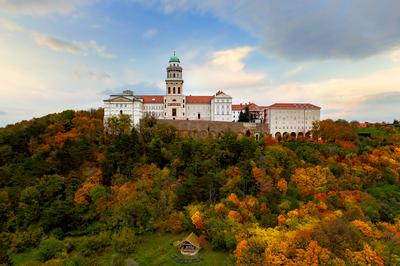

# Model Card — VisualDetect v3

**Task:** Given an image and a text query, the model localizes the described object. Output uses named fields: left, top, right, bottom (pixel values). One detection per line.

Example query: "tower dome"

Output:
left=169, top=51, right=180, bottom=63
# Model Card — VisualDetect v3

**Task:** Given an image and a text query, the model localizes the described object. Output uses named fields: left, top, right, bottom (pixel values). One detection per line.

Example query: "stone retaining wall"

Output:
left=158, top=120, right=269, bottom=138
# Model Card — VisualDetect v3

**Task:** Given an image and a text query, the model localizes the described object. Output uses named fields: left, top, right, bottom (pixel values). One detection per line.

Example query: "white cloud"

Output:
left=0, top=0, right=95, bottom=16
left=34, top=34, right=87, bottom=54
left=186, top=46, right=266, bottom=92
left=0, top=18, right=23, bottom=32
left=286, top=65, right=304, bottom=77
left=74, top=69, right=111, bottom=81
left=33, top=34, right=115, bottom=58
left=143, top=28, right=158, bottom=39
left=244, top=67, right=400, bottom=121
left=389, top=48, right=400, bottom=62
left=133, top=0, right=400, bottom=61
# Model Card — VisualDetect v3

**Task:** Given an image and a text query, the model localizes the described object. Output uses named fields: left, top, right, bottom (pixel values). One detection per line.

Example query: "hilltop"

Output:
left=1, top=110, right=400, bottom=265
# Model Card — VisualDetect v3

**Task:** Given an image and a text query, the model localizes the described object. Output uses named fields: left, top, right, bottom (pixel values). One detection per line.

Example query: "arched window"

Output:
left=173, top=73, right=176, bottom=78
left=168, top=87, right=171, bottom=94
left=178, top=87, right=181, bottom=94
left=173, top=87, right=176, bottom=94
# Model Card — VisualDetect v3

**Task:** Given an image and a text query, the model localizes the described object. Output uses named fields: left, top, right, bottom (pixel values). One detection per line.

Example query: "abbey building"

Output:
left=103, top=53, right=321, bottom=139
left=104, top=53, right=233, bottom=126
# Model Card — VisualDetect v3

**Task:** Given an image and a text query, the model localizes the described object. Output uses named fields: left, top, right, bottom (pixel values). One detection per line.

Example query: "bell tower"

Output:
left=166, top=51, right=184, bottom=95
left=164, top=52, right=186, bottom=120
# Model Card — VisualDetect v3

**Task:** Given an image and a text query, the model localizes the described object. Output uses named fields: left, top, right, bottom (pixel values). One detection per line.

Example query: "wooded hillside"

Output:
left=1, top=110, right=399, bottom=265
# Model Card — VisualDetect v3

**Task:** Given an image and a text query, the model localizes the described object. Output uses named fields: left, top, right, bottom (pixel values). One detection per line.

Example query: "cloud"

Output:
left=390, top=48, right=400, bottom=62
left=254, top=66, right=400, bottom=121
left=74, top=70, right=111, bottom=81
left=87, top=40, right=115, bottom=59
left=134, top=0, right=400, bottom=61
left=0, top=0, right=95, bottom=16
left=353, top=92, right=400, bottom=121
left=34, top=34, right=87, bottom=54
left=286, top=65, right=304, bottom=77
left=33, top=34, right=115, bottom=58
left=0, top=111, right=7, bottom=115
left=102, top=82, right=164, bottom=96
left=143, top=28, right=158, bottom=39
left=186, top=46, right=266, bottom=92
left=0, top=18, right=23, bottom=32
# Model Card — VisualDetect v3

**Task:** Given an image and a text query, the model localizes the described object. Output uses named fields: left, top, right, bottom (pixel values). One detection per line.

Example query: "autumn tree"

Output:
left=291, top=166, right=336, bottom=197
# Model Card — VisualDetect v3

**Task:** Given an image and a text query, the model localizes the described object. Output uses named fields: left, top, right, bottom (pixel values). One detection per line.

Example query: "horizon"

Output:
left=1, top=1, right=400, bottom=126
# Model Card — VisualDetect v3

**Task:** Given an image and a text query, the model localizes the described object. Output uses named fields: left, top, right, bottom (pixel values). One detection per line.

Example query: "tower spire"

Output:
left=173, top=50, right=176, bottom=56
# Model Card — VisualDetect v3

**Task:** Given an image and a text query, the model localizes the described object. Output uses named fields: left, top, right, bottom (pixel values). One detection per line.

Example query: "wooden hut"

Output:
left=175, top=233, right=201, bottom=256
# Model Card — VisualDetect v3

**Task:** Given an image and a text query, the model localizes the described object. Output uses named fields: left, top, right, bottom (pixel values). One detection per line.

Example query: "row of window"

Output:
left=168, top=87, right=181, bottom=94
left=145, top=105, right=163, bottom=110
left=167, top=72, right=182, bottom=79
left=274, top=116, right=318, bottom=120
left=110, top=103, right=128, bottom=108
left=214, top=99, right=231, bottom=103
left=145, top=111, right=162, bottom=117
left=275, top=120, right=313, bottom=124
left=187, top=105, right=210, bottom=110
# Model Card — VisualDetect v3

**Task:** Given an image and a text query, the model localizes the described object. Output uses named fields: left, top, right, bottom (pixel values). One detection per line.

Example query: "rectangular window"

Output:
left=172, top=108, right=177, bottom=117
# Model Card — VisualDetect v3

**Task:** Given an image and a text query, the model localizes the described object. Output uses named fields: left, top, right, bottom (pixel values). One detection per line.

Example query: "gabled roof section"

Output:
left=186, top=95, right=213, bottom=104
left=103, top=95, right=134, bottom=102
left=215, top=90, right=230, bottom=97
left=138, top=95, right=164, bottom=104
left=269, top=103, right=321, bottom=109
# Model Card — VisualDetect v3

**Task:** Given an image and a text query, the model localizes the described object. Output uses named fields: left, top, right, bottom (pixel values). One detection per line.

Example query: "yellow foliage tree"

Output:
left=291, top=166, right=335, bottom=197
left=346, top=244, right=384, bottom=266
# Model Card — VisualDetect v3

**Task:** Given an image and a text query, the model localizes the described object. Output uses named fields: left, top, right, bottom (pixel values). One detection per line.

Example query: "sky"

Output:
left=1, top=0, right=400, bottom=126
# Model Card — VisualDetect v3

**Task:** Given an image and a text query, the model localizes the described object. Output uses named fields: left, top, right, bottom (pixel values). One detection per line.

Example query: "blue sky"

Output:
left=1, top=0, right=400, bottom=126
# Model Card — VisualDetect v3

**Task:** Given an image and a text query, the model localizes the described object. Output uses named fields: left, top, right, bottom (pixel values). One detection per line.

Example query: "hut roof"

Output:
left=177, top=232, right=200, bottom=248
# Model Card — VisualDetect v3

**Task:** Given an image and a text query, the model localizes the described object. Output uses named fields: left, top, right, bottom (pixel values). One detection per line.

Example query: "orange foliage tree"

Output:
left=74, top=169, right=102, bottom=205
left=191, top=211, right=204, bottom=230
left=346, top=244, right=384, bottom=266
left=252, top=166, right=273, bottom=195
left=277, top=178, right=288, bottom=194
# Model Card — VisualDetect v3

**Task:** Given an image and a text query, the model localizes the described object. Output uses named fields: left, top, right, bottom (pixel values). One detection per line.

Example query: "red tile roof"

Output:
left=186, top=95, right=213, bottom=104
left=269, top=103, right=320, bottom=109
left=138, top=95, right=164, bottom=104
left=232, top=104, right=245, bottom=111
left=232, top=103, right=267, bottom=111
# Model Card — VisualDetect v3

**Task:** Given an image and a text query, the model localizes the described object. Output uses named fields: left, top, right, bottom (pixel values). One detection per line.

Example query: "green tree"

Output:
left=106, top=114, right=132, bottom=135
left=238, top=107, right=250, bottom=122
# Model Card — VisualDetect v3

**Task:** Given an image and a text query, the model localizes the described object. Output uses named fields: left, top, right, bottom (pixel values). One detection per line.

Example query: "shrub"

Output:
left=9, top=230, right=30, bottom=253
left=111, top=227, right=136, bottom=254
left=60, top=254, right=89, bottom=266
left=37, top=237, right=64, bottom=262
left=77, top=232, right=110, bottom=257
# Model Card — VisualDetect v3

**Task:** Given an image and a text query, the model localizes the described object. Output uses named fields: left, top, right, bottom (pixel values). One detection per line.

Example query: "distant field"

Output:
left=356, top=126, right=399, bottom=137
left=11, top=233, right=233, bottom=266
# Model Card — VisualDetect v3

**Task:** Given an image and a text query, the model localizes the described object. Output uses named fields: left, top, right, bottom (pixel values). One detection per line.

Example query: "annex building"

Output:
left=103, top=53, right=321, bottom=138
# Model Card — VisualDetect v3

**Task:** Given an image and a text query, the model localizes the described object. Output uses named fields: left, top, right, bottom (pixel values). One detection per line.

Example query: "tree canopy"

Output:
left=1, top=110, right=400, bottom=265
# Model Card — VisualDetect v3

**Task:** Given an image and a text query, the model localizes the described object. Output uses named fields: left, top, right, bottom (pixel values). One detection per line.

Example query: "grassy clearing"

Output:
left=11, top=233, right=233, bottom=266
left=134, top=232, right=233, bottom=266
left=11, top=249, right=40, bottom=266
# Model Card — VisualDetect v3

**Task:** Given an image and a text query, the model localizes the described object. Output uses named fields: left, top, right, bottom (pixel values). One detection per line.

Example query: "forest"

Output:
left=0, top=109, right=399, bottom=265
